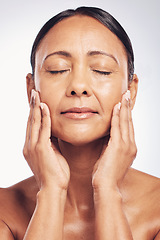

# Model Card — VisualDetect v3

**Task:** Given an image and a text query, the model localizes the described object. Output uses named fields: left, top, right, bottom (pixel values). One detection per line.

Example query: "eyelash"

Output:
left=48, top=69, right=112, bottom=75
left=93, top=70, right=112, bottom=75
left=49, top=70, right=68, bottom=74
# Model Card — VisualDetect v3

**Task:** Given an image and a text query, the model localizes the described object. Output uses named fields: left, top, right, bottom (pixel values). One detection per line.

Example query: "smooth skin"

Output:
left=0, top=15, right=160, bottom=240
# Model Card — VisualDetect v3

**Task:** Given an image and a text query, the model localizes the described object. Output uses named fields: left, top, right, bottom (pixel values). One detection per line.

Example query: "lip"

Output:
left=61, top=107, right=98, bottom=120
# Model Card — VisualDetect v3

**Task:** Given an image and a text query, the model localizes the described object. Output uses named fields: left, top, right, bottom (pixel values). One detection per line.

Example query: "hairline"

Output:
left=31, top=9, right=134, bottom=82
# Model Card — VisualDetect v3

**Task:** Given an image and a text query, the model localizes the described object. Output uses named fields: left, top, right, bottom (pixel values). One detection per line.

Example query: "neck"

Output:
left=58, top=138, right=105, bottom=214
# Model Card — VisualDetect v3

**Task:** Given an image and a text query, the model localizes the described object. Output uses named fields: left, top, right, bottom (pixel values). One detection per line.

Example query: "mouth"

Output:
left=61, top=107, right=98, bottom=120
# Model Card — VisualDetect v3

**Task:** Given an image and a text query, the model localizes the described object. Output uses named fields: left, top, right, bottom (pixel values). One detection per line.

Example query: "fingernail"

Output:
left=30, top=89, right=36, bottom=105
left=125, top=90, right=130, bottom=101
left=32, top=89, right=36, bottom=97
left=117, top=102, right=121, bottom=110
left=40, top=103, right=44, bottom=110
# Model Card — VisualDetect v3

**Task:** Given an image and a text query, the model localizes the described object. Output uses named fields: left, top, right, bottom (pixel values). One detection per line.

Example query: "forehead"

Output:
left=36, top=15, right=127, bottom=64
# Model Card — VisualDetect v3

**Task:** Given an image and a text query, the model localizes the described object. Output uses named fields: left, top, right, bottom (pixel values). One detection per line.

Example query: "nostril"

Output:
left=70, top=90, right=88, bottom=96
left=71, top=91, right=76, bottom=95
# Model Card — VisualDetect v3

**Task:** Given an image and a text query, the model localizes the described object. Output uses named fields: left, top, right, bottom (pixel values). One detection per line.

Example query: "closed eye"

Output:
left=48, top=69, right=111, bottom=75
left=48, top=70, right=69, bottom=74
left=93, top=70, right=112, bottom=75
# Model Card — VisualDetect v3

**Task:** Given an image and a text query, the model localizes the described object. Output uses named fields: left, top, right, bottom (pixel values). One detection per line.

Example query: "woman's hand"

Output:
left=92, top=90, right=137, bottom=191
left=23, top=90, right=70, bottom=191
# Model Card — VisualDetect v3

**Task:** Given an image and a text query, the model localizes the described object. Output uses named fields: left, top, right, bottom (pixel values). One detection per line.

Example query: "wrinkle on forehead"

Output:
left=35, top=15, right=128, bottom=72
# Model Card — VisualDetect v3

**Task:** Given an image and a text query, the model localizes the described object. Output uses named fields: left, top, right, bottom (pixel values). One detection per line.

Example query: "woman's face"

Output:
left=33, top=15, right=129, bottom=145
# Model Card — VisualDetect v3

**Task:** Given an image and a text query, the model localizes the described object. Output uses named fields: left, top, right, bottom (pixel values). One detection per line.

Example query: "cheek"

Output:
left=94, top=80, right=124, bottom=128
left=38, top=81, right=63, bottom=117
left=95, top=80, right=123, bottom=110
left=40, top=89, right=62, bottom=138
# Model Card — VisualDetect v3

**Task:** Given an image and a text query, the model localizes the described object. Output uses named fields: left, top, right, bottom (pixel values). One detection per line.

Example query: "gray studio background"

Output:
left=0, top=0, right=159, bottom=187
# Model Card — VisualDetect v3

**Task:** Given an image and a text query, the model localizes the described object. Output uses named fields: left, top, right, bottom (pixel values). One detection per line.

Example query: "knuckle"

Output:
left=125, top=142, right=137, bottom=158
left=130, top=144, right=137, bottom=157
left=23, top=144, right=33, bottom=160
left=31, top=116, right=36, bottom=124
left=114, top=138, right=137, bottom=160
left=35, top=142, right=44, bottom=154
left=23, top=146, right=28, bottom=159
left=23, top=141, right=36, bottom=158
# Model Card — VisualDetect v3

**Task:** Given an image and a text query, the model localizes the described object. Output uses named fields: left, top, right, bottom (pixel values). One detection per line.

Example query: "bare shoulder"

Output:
left=123, top=168, right=160, bottom=238
left=124, top=167, right=160, bottom=203
left=127, top=167, right=160, bottom=192
left=0, top=176, right=38, bottom=215
left=0, top=177, right=38, bottom=239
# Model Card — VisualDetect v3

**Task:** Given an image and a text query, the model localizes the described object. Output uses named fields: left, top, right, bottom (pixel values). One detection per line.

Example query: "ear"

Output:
left=26, top=73, right=35, bottom=104
left=128, top=74, right=139, bottom=110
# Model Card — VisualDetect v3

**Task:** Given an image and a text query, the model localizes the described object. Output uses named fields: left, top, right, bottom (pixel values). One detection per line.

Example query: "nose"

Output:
left=66, top=70, right=92, bottom=97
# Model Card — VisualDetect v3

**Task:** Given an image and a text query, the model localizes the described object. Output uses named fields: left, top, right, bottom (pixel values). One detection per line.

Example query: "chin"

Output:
left=52, top=125, right=109, bottom=147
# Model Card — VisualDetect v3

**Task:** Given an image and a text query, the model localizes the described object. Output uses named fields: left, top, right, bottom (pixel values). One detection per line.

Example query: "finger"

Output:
left=29, top=90, right=41, bottom=147
left=24, top=89, right=35, bottom=145
left=110, top=102, right=121, bottom=142
left=119, top=91, right=130, bottom=142
left=38, top=102, right=51, bottom=144
left=128, top=106, right=135, bottom=142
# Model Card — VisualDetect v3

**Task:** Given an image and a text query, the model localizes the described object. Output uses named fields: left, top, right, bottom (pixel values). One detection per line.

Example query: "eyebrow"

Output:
left=87, top=50, right=118, bottom=64
left=44, top=51, right=71, bottom=61
left=44, top=50, right=118, bottom=64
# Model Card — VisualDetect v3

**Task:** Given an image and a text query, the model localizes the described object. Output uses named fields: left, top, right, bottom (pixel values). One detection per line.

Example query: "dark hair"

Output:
left=31, top=6, right=134, bottom=82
